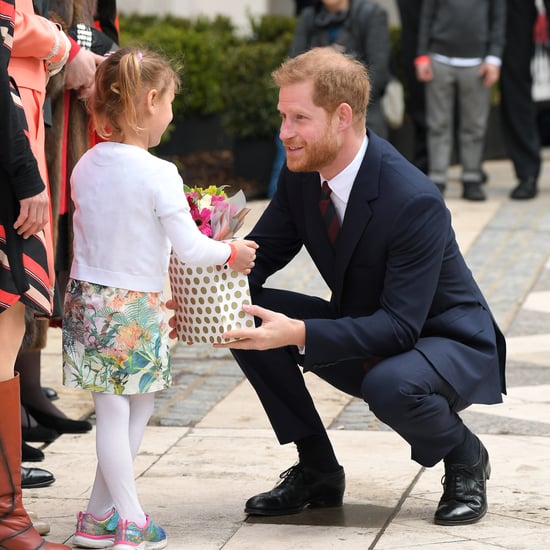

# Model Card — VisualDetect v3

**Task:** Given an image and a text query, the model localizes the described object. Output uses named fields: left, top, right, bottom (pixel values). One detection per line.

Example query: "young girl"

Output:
left=62, top=47, right=258, bottom=550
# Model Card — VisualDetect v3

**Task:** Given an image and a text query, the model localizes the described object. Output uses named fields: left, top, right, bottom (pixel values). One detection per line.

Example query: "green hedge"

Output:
left=119, top=13, right=295, bottom=139
left=119, top=14, right=238, bottom=118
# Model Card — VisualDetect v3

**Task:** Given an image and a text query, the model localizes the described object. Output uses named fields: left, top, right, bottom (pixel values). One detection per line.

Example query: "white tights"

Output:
left=87, top=391, right=155, bottom=525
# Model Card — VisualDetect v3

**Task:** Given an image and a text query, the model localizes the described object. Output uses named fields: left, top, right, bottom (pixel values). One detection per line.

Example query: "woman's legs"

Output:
left=87, top=392, right=155, bottom=524
left=0, top=302, right=69, bottom=549
left=0, top=301, right=25, bottom=381
left=16, top=348, right=92, bottom=433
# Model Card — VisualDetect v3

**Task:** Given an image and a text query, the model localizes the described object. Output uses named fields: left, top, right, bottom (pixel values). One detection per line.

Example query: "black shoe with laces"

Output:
left=244, top=463, right=345, bottom=516
left=434, top=441, right=491, bottom=525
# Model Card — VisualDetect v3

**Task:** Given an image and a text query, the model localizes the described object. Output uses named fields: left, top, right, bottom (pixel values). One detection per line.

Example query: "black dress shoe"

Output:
left=462, top=182, right=486, bottom=201
left=21, top=424, right=59, bottom=443
left=22, top=441, right=45, bottom=462
left=434, top=441, right=491, bottom=525
left=245, top=463, right=345, bottom=516
left=21, top=466, right=55, bottom=489
left=510, top=176, right=538, bottom=200
left=42, top=386, right=59, bottom=401
left=25, top=405, right=92, bottom=434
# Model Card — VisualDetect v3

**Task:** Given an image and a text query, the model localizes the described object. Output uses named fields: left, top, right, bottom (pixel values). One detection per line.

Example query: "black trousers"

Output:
left=500, top=0, right=550, bottom=180
left=231, top=286, right=471, bottom=468
left=396, top=0, right=429, bottom=172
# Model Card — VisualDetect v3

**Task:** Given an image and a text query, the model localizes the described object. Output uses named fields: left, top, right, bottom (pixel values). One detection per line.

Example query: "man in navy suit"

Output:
left=217, top=47, right=506, bottom=526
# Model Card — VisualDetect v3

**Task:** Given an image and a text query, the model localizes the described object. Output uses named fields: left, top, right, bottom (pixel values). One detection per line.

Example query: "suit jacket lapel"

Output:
left=301, top=174, right=340, bottom=288
left=333, top=134, right=383, bottom=300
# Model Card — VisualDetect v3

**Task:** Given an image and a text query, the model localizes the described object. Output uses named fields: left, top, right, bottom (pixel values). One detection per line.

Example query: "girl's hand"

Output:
left=229, top=239, right=259, bottom=274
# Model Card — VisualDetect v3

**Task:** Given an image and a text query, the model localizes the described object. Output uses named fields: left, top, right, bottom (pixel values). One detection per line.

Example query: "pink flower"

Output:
left=184, top=186, right=248, bottom=241
left=194, top=207, right=213, bottom=237
left=210, top=194, right=225, bottom=205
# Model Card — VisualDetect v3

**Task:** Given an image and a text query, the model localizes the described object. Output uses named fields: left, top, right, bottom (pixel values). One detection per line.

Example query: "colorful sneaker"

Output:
left=113, top=515, right=167, bottom=550
left=73, top=507, right=119, bottom=548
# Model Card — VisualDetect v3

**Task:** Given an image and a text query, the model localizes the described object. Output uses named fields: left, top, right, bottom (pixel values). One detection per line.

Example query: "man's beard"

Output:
left=284, top=127, right=339, bottom=173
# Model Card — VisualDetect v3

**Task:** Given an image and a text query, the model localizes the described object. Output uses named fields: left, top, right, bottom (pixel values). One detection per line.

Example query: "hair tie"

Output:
left=137, top=51, right=143, bottom=61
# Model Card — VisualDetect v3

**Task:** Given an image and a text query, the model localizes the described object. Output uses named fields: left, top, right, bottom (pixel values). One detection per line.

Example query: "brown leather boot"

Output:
left=0, top=374, right=70, bottom=549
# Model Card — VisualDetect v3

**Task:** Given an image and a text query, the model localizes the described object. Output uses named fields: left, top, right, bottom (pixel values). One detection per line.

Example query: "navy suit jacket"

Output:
left=248, top=132, right=506, bottom=405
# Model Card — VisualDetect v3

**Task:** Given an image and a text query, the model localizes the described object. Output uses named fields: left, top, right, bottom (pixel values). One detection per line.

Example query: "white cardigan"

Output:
left=70, top=142, right=231, bottom=293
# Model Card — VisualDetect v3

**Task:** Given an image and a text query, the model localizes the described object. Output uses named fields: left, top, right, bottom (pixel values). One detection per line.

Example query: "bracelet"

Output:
left=227, top=243, right=237, bottom=266
left=414, top=55, right=430, bottom=66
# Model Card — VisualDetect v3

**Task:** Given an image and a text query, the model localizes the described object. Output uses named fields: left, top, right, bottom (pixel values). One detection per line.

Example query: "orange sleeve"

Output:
left=12, top=7, right=70, bottom=65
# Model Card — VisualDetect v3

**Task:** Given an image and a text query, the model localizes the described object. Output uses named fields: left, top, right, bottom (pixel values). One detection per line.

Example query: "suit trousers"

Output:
left=426, top=60, right=491, bottom=185
left=231, top=286, right=471, bottom=468
left=500, top=0, right=550, bottom=180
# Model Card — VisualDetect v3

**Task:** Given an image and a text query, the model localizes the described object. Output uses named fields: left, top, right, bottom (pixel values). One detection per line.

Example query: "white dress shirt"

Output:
left=319, top=135, right=368, bottom=224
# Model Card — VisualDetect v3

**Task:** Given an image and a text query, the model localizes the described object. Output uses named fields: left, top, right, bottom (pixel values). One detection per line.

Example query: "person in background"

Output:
left=415, top=0, right=506, bottom=201
left=501, top=0, right=550, bottom=199
left=294, top=0, right=317, bottom=15
left=267, top=0, right=391, bottom=198
left=93, top=0, right=119, bottom=43
left=0, top=1, right=70, bottom=548
left=396, top=0, right=429, bottom=174
left=216, top=47, right=506, bottom=527
left=63, top=47, right=257, bottom=549
left=9, top=0, right=76, bottom=487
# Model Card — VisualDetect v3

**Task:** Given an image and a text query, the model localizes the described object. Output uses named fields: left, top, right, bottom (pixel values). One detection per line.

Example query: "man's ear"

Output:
left=336, top=102, right=354, bottom=130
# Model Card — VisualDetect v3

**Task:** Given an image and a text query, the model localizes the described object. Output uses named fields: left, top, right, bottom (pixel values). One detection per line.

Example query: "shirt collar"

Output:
left=320, top=134, right=368, bottom=204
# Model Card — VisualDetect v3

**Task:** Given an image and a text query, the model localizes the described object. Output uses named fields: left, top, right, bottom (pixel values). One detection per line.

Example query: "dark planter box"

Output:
left=233, top=138, right=276, bottom=189
left=156, top=114, right=232, bottom=157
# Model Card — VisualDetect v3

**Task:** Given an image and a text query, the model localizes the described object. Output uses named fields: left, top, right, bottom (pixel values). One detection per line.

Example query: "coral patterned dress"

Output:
left=0, top=0, right=53, bottom=316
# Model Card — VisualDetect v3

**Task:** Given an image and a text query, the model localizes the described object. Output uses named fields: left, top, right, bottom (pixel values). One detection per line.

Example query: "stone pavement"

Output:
left=34, top=151, right=550, bottom=549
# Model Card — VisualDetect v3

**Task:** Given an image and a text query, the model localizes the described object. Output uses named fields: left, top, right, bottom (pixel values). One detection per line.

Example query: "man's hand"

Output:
left=65, top=48, right=105, bottom=98
left=415, top=59, right=433, bottom=82
left=165, top=298, right=179, bottom=340
left=214, top=304, right=306, bottom=350
left=14, top=189, right=50, bottom=238
left=478, top=62, right=500, bottom=88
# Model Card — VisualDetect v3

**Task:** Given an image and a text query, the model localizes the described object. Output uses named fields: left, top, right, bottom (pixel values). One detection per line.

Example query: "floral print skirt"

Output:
left=62, top=279, right=171, bottom=395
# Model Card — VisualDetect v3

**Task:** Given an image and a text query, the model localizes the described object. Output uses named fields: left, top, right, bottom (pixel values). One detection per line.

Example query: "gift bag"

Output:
left=168, top=253, right=255, bottom=344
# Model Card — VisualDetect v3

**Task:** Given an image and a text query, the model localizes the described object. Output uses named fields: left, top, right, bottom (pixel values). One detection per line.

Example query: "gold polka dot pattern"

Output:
left=168, top=253, right=255, bottom=344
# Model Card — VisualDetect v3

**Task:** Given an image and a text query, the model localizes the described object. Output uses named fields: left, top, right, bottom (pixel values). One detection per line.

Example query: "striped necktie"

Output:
left=319, top=181, right=340, bottom=246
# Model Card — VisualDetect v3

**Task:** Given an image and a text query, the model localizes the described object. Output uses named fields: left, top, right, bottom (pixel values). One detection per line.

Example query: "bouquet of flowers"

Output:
left=168, top=185, right=254, bottom=344
left=184, top=184, right=250, bottom=241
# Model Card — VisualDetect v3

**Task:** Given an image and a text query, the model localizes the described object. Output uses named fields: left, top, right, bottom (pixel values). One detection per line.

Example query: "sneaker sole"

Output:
left=73, top=534, right=115, bottom=548
left=113, top=539, right=167, bottom=550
